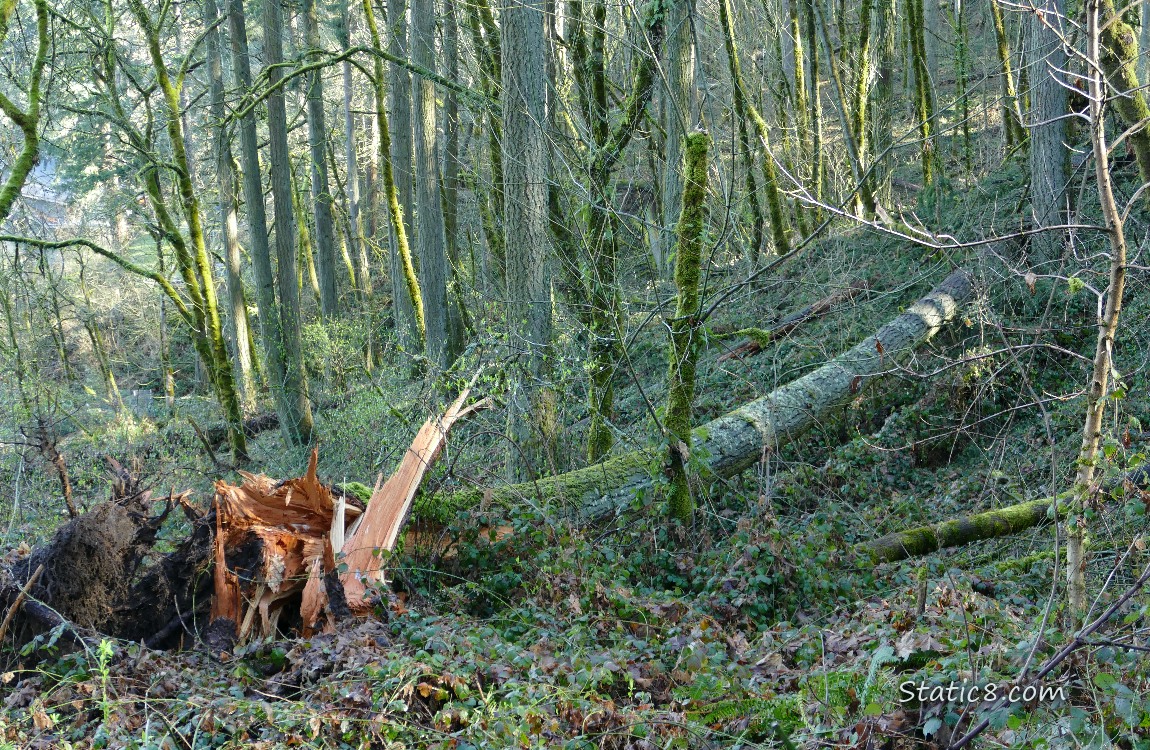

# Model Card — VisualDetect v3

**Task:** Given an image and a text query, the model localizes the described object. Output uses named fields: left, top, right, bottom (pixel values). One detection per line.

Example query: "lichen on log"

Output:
left=424, top=268, right=974, bottom=522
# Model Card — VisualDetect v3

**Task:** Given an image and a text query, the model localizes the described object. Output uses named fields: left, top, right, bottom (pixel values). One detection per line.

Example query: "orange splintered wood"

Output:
left=211, top=448, right=358, bottom=641
left=340, top=387, right=490, bottom=612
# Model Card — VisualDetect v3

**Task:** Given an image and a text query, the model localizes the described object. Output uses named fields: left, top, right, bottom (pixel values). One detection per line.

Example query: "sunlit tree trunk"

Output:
left=303, top=0, right=339, bottom=317
left=502, top=0, right=552, bottom=478
left=205, top=0, right=255, bottom=411
left=1028, top=0, right=1068, bottom=261
left=227, top=0, right=301, bottom=445
left=989, top=0, right=1025, bottom=149
left=412, top=0, right=452, bottom=367
left=386, top=0, right=420, bottom=347
left=659, top=0, right=695, bottom=277
left=263, top=0, right=315, bottom=444
left=339, top=2, right=369, bottom=302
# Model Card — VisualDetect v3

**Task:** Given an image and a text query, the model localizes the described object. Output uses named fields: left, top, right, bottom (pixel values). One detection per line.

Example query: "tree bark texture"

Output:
left=501, top=0, right=553, bottom=479
left=664, top=131, right=709, bottom=520
left=205, top=0, right=255, bottom=411
left=303, top=0, right=339, bottom=316
left=412, top=0, right=451, bottom=367
left=386, top=0, right=420, bottom=347
left=1028, top=0, right=1068, bottom=261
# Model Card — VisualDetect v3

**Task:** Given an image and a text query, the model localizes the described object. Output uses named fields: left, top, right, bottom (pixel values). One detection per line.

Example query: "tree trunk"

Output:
left=412, top=0, right=452, bottom=367
left=719, top=0, right=790, bottom=253
left=907, top=0, right=935, bottom=187
left=0, top=0, right=48, bottom=226
left=227, top=0, right=298, bottom=444
left=363, top=0, right=425, bottom=347
left=339, top=2, right=369, bottom=302
left=387, top=0, right=420, bottom=348
left=501, top=0, right=553, bottom=479
left=659, top=0, right=695, bottom=277
left=989, top=0, right=1025, bottom=149
left=303, top=0, right=339, bottom=317
left=205, top=0, right=255, bottom=412
left=264, top=0, right=315, bottom=445
left=873, top=0, right=896, bottom=201
left=1099, top=0, right=1150, bottom=184
left=424, top=269, right=973, bottom=523
left=665, top=131, right=709, bottom=521
left=1069, top=0, right=1130, bottom=621
left=859, top=496, right=1057, bottom=563
left=1028, top=0, right=1068, bottom=261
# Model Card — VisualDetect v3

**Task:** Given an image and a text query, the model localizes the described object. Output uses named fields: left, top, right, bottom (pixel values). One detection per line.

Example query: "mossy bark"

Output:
left=571, top=0, right=665, bottom=461
left=719, top=0, right=790, bottom=253
left=989, top=0, right=1025, bottom=149
left=363, top=0, right=426, bottom=346
left=859, top=497, right=1058, bottom=563
left=906, top=0, right=935, bottom=187
left=0, top=0, right=47, bottom=225
left=419, top=269, right=972, bottom=523
left=665, top=132, right=710, bottom=521
left=127, top=0, right=249, bottom=459
left=1099, top=0, right=1150, bottom=184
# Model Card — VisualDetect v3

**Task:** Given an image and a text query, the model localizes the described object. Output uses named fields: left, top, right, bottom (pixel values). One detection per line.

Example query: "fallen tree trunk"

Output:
left=859, top=496, right=1057, bottom=563
left=422, top=268, right=974, bottom=522
left=857, top=468, right=1150, bottom=563
left=718, top=279, right=869, bottom=362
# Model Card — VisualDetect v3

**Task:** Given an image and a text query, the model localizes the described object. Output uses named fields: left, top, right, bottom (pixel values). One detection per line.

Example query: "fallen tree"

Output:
left=857, top=468, right=1150, bottom=563
left=1, top=271, right=972, bottom=650
left=421, top=268, right=974, bottom=522
left=717, top=279, right=869, bottom=362
left=859, top=496, right=1057, bottom=564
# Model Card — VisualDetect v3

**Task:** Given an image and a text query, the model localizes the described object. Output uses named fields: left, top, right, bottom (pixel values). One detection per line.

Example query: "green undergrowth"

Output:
left=6, top=160, right=1150, bottom=746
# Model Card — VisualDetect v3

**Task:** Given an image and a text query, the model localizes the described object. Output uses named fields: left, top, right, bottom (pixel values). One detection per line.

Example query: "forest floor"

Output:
left=2, top=153, right=1150, bottom=748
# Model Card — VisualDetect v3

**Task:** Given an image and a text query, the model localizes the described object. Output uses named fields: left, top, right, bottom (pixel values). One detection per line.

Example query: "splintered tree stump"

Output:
left=207, top=385, right=486, bottom=650
left=208, top=448, right=363, bottom=651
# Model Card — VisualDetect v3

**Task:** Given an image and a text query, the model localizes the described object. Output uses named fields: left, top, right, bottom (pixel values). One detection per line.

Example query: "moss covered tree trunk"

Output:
left=989, top=0, right=1025, bottom=149
left=859, top=496, right=1058, bottom=563
left=412, top=0, right=452, bottom=367
left=423, top=269, right=973, bottom=522
left=205, top=0, right=255, bottom=412
left=1099, top=0, right=1150, bottom=183
left=719, top=0, right=790, bottom=254
left=127, top=0, right=250, bottom=460
left=906, top=0, right=935, bottom=187
left=363, top=0, right=425, bottom=348
left=665, top=132, right=709, bottom=520
left=385, top=0, right=422, bottom=347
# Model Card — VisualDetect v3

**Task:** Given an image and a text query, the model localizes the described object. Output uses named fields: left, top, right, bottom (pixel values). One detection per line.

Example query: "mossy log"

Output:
left=420, top=268, right=973, bottom=522
left=858, top=468, right=1150, bottom=563
left=858, top=497, right=1057, bottom=564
